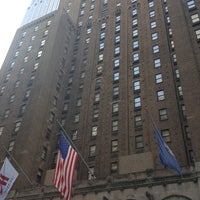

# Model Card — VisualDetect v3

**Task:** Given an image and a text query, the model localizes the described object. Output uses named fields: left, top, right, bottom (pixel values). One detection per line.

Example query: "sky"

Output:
left=0, top=0, right=32, bottom=68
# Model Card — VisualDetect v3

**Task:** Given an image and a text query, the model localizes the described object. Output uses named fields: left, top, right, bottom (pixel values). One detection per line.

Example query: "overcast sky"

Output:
left=0, top=1, right=32, bottom=68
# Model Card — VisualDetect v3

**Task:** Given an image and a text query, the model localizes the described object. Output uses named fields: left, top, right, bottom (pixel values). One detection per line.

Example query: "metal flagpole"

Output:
left=57, top=120, right=96, bottom=180
left=2, top=146, right=33, bottom=185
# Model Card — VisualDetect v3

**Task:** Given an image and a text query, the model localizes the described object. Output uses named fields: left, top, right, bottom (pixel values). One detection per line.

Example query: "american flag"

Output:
left=53, top=132, right=78, bottom=200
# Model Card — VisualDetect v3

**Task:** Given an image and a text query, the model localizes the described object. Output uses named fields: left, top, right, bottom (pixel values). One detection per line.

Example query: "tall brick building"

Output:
left=0, top=0, right=200, bottom=199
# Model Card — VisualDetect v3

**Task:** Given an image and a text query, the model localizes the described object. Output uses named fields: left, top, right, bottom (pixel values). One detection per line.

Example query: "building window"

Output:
left=154, top=58, right=161, bottom=68
left=187, top=0, right=196, bottom=10
left=99, top=42, right=104, bottom=51
left=175, top=69, right=180, bottom=79
left=89, top=145, right=96, bottom=157
left=19, top=104, right=26, bottom=115
left=3, top=109, right=10, bottom=119
left=44, top=30, right=48, bottom=37
left=94, top=93, right=100, bottom=103
left=152, top=32, right=158, bottom=40
left=155, top=73, right=163, bottom=84
left=63, top=102, right=68, bottom=112
left=97, top=66, right=103, bottom=75
left=111, top=162, right=118, bottom=173
left=150, top=21, right=157, bottom=29
left=115, top=25, right=120, bottom=33
left=100, top=32, right=105, bottom=40
left=93, top=108, right=99, bottom=119
left=132, top=9, right=137, bottom=17
left=152, top=45, right=159, bottom=53
left=116, top=15, right=121, bottom=23
left=72, top=130, right=78, bottom=140
left=114, top=59, right=120, bottom=69
left=86, top=27, right=92, bottom=34
left=36, top=168, right=43, bottom=183
left=34, top=26, right=39, bottom=31
left=112, top=120, right=118, bottom=132
left=132, top=29, right=138, bottom=37
left=27, top=46, right=32, bottom=52
left=114, top=47, right=120, bottom=56
left=74, top=114, right=80, bottom=123
left=49, top=112, right=55, bottom=123
left=161, top=129, right=171, bottom=143
left=9, top=94, right=15, bottom=103
left=159, top=108, right=168, bottom=120
left=149, top=10, right=155, bottom=18
left=0, top=86, right=5, bottom=95
left=53, top=96, right=57, bottom=106
left=132, top=18, right=138, bottom=26
left=133, top=81, right=140, bottom=91
left=115, top=35, right=120, bottom=44
left=24, top=56, right=28, bottom=63
left=37, top=51, right=43, bottom=58
left=76, top=98, right=82, bottom=107
left=101, top=22, right=106, bottom=30
left=14, top=121, right=21, bottom=132
left=135, top=135, right=143, bottom=149
left=112, top=102, right=119, bottom=114
left=24, top=89, right=31, bottom=100
left=41, top=147, right=47, bottom=160
left=111, top=140, right=118, bottom=152
left=113, top=86, right=119, bottom=97
left=91, top=126, right=98, bottom=137
left=133, top=66, right=139, bottom=77
left=133, top=53, right=139, bottom=63
left=88, top=167, right=95, bottom=180
left=8, top=141, right=15, bottom=152
left=157, top=90, right=165, bottom=101
left=113, top=72, right=119, bottom=82
left=134, top=115, right=142, bottom=127
left=166, top=16, right=171, bottom=24
left=47, top=20, right=51, bottom=26
left=195, top=29, right=200, bottom=40
left=148, top=1, right=154, bottom=7
left=0, top=127, right=4, bottom=136
left=15, top=80, right=20, bottom=88
left=178, top=86, right=183, bottom=98
left=133, top=40, right=139, bottom=50
left=40, top=40, right=46, bottom=47
left=98, top=54, right=104, bottom=63
left=134, top=97, right=141, bottom=108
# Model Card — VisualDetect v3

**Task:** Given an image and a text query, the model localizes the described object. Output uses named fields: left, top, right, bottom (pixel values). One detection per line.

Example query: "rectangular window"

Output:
left=14, top=121, right=21, bottom=132
left=155, top=73, right=163, bottom=83
left=132, top=9, right=137, bottom=16
left=113, top=86, right=119, bottom=97
left=161, top=129, right=171, bottom=143
left=115, top=35, right=120, bottom=44
left=100, top=32, right=105, bottom=40
left=49, top=112, right=55, bottom=123
left=187, top=0, right=196, bottom=10
left=133, top=66, right=139, bottom=77
left=72, top=130, right=78, bottom=140
left=41, top=147, right=47, bottom=160
left=91, top=126, right=98, bottom=136
left=135, top=135, right=143, bottom=149
left=74, top=114, right=80, bottom=123
left=134, top=97, right=141, bottom=108
left=132, top=29, right=138, bottom=37
left=149, top=10, right=155, bottom=18
left=133, top=40, right=139, bottom=50
left=111, top=140, right=118, bottom=152
left=159, top=108, right=168, bottom=120
left=148, top=1, right=154, bottom=7
left=150, top=21, right=157, bottom=29
left=93, top=108, right=99, bottom=119
left=152, top=45, right=159, bottom=53
left=113, top=72, right=119, bottom=82
left=101, top=22, right=106, bottom=30
left=132, top=18, right=138, bottom=26
left=112, top=102, right=119, bottom=113
left=195, top=29, right=200, bottom=40
left=8, top=141, right=15, bottom=152
left=0, top=127, right=4, bottom=136
left=154, top=58, right=161, bottom=68
left=134, top=115, right=142, bottom=127
left=114, top=59, right=120, bottom=68
left=133, top=81, right=140, bottom=91
left=94, top=93, right=100, bottom=103
left=76, top=98, right=82, bottom=107
left=112, top=120, right=118, bottom=132
left=116, top=15, right=120, bottom=23
left=133, top=53, right=139, bottom=63
left=114, top=47, right=120, bottom=55
left=115, top=25, right=120, bottom=33
left=157, top=90, right=165, bottom=101
left=152, top=32, right=158, bottom=40
left=111, top=162, right=118, bottom=173
left=89, top=145, right=96, bottom=157
left=98, top=54, right=104, bottom=63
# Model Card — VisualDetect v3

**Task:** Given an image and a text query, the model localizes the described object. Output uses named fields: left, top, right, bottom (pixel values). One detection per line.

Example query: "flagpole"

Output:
left=57, top=120, right=96, bottom=180
left=2, top=146, right=33, bottom=185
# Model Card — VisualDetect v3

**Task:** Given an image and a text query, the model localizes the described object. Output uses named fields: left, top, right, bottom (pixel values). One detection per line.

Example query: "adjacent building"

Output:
left=0, top=0, right=200, bottom=199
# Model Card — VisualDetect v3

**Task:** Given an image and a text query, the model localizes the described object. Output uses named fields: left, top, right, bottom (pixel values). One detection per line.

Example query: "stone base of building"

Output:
left=7, top=163, right=200, bottom=200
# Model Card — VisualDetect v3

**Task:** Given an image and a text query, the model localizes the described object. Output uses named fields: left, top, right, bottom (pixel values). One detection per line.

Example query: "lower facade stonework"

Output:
left=7, top=173, right=200, bottom=200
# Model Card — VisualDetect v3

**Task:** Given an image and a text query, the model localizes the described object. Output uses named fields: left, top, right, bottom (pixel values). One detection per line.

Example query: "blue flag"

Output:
left=153, top=126, right=182, bottom=176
